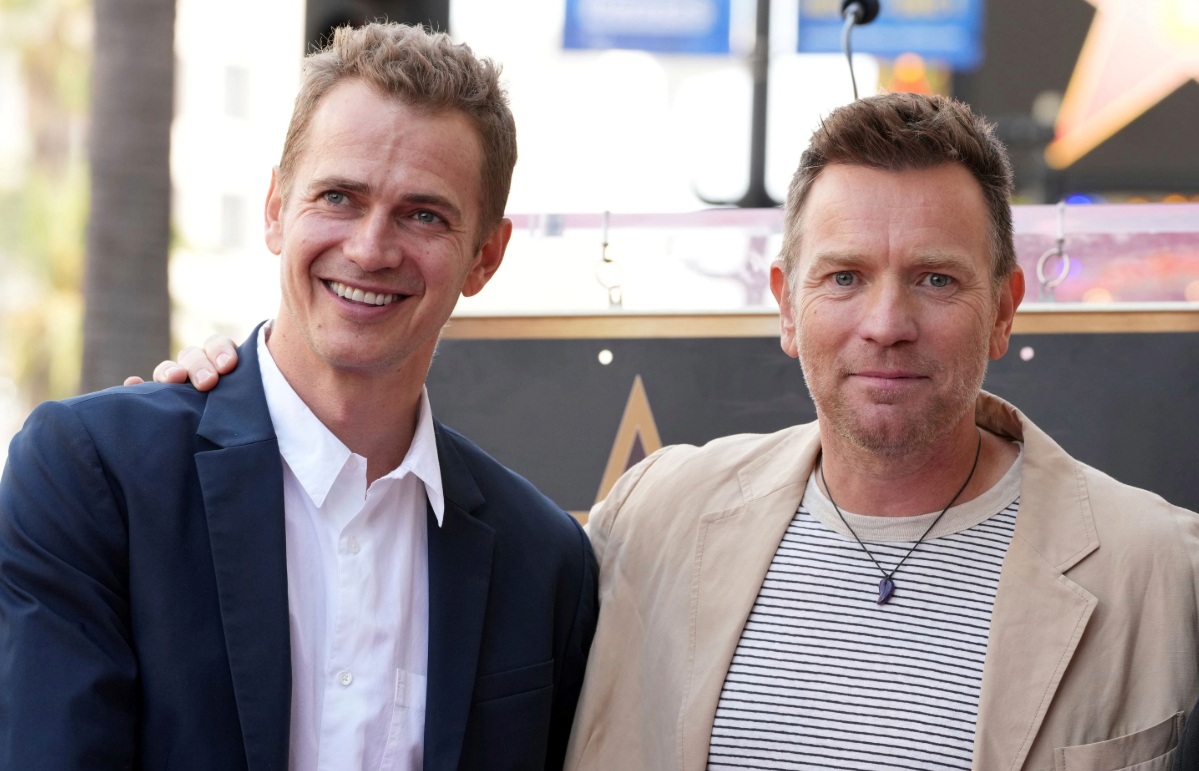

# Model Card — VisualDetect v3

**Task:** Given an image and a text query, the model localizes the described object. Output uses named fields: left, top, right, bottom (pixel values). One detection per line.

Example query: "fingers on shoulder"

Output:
left=151, top=360, right=186, bottom=384
left=202, top=335, right=238, bottom=373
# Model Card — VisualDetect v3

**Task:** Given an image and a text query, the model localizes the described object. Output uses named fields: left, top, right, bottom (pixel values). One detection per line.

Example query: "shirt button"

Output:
left=347, top=538, right=360, bottom=555
left=338, top=671, right=353, bottom=686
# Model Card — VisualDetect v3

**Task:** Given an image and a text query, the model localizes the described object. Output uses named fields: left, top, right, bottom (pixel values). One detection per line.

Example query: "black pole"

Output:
left=737, top=0, right=779, bottom=208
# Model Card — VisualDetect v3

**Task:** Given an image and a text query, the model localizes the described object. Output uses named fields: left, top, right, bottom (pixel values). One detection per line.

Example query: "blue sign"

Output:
left=798, top=0, right=985, bottom=70
left=564, top=0, right=731, bottom=55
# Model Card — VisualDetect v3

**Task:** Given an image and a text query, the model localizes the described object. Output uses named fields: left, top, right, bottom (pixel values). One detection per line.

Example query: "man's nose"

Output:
left=344, top=211, right=401, bottom=271
left=859, top=281, right=919, bottom=346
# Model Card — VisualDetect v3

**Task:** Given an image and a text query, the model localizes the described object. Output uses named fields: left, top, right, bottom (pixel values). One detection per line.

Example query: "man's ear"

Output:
left=462, top=218, right=512, bottom=297
left=770, top=260, right=801, bottom=359
left=264, top=167, right=284, bottom=256
left=989, top=265, right=1025, bottom=360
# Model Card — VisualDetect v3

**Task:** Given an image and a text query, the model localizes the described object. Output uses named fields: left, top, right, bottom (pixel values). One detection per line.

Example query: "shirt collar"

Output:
left=256, top=323, right=445, bottom=525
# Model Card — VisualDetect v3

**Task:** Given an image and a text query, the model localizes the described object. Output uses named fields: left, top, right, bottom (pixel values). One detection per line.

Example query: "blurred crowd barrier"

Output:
left=453, top=202, right=1199, bottom=315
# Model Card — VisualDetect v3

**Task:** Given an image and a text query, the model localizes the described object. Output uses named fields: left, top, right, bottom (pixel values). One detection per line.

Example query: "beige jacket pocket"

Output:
left=1053, top=711, right=1184, bottom=771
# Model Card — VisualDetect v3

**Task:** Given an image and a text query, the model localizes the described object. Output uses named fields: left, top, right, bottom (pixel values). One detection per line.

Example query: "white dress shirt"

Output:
left=257, top=326, right=444, bottom=771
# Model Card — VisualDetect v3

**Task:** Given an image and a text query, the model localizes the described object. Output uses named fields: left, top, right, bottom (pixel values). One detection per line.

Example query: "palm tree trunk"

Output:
left=80, top=0, right=175, bottom=392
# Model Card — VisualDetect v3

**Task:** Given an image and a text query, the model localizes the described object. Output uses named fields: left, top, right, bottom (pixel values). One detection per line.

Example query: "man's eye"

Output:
left=927, top=273, right=952, bottom=288
left=323, top=191, right=347, bottom=205
left=414, top=210, right=442, bottom=225
left=833, top=272, right=854, bottom=287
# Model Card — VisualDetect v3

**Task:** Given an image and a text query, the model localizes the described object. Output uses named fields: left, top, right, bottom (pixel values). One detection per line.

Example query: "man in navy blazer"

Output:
left=0, top=23, right=596, bottom=771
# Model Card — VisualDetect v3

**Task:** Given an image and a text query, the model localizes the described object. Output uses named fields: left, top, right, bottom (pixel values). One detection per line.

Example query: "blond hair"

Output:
left=279, top=22, right=517, bottom=231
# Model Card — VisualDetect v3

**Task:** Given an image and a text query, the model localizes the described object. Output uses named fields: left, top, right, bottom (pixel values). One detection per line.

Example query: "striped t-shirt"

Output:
left=708, top=449, right=1022, bottom=770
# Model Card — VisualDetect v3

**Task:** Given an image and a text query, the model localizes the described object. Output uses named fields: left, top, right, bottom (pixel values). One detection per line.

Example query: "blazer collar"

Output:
left=195, top=325, right=292, bottom=771
left=196, top=323, right=278, bottom=449
left=423, top=423, right=496, bottom=771
left=192, top=333, right=510, bottom=771
left=972, top=392, right=1099, bottom=770
left=975, top=392, right=1099, bottom=571
left=680, top=423, right=822, bottom=770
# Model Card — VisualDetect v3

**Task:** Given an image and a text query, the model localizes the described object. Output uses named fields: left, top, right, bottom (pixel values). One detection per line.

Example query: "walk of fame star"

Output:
left=1047, top=0, right=1199, bottom=168
left=576, top=375, right=661, bottom=523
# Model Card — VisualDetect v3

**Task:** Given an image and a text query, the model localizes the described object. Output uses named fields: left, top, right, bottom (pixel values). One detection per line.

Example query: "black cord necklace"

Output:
left=819, top=430, right=982, bottom=606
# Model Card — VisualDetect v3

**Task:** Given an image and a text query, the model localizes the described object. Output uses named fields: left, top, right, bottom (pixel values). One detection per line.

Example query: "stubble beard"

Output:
left=799, top=335, right=990, bottom=459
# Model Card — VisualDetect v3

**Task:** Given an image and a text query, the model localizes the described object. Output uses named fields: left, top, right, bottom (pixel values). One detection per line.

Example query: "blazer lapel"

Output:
left=972, top=398, right=1100, bottom=771
left=679, top=426, right=821, bottom=771
left=423, top=424, right=496, bottom=771
left=195, top=330, right=292, bottom=771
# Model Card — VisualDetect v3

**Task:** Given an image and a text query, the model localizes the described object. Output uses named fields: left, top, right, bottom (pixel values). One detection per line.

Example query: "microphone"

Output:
left=840, top=0, right=880, bottom=99
left=841, top=0, right=880, bottom=25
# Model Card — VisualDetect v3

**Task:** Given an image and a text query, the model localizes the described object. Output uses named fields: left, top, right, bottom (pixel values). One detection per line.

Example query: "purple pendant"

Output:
left=877, top=578, right=895, bottom=605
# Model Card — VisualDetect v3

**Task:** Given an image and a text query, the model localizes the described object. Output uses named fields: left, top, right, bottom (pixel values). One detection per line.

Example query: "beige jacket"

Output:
left=565, top=392, right=1199, bottom=771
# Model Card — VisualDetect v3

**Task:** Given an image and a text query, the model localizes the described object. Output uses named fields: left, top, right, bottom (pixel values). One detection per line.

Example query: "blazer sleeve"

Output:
left=0, top=401, right=138, bottom=770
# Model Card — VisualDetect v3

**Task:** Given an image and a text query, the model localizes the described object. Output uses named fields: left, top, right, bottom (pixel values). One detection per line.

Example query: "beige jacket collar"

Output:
left=971, top=394, right=1099, bottom=770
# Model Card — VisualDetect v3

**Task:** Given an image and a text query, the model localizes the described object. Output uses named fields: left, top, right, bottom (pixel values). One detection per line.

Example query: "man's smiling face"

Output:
left=264, top=78, right=507, bottom=382
left=772, top=163, right=1022, bottom=457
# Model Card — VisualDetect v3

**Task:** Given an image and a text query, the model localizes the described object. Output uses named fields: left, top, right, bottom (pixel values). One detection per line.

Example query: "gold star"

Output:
left=595, top=375, right=661, bottom=505
left=1046, top=0, right=1199, bottom=168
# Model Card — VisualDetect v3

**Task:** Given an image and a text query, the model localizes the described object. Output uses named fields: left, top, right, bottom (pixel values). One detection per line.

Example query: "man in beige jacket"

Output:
left=564, top=94, right=1199, bottom=771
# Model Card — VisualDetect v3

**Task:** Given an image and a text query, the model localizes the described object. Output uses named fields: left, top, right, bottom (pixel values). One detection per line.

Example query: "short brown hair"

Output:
left=781, top=93, right=1015, bottom=283
left=278, top=22, right=517, bottom=232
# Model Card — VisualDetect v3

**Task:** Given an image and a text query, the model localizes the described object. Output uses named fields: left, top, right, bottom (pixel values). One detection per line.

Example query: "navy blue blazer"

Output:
left=0, top=332, right=597, bottom=771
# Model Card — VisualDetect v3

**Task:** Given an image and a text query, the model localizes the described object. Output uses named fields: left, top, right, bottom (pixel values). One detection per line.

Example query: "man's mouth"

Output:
left=326, top=280, right=402, bottom=307
left=854, top=370, right=923, bottom=379
left=850, top=370, right=930, bottom=390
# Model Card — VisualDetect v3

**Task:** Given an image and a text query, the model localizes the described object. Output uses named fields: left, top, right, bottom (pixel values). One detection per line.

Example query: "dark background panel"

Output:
left=952, top=0, right=1199, bottom=198
left=428, top=337, right=815, bottom=508
left=427, top=333, right=1199, bottom=512
left=990, top=333, right=1199, bottom=508
left=952, top=0, right=1093, bottom=116
left=305, top=0, right=450, bottom=51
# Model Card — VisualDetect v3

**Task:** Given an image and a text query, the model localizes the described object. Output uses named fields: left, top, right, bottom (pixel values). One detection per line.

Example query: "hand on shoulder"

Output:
left=122, top=335, right=239, bottom=391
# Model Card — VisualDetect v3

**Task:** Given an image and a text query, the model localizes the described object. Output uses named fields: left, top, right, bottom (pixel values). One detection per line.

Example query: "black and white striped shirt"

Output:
left=708, top=453, right=1022, bottom=770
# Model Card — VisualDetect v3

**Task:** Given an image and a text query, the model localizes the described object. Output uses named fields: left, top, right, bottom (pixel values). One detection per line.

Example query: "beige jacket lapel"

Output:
left=972, top=394, right=1100, bottom=770
left=679, top=425, right=823, bottom=770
